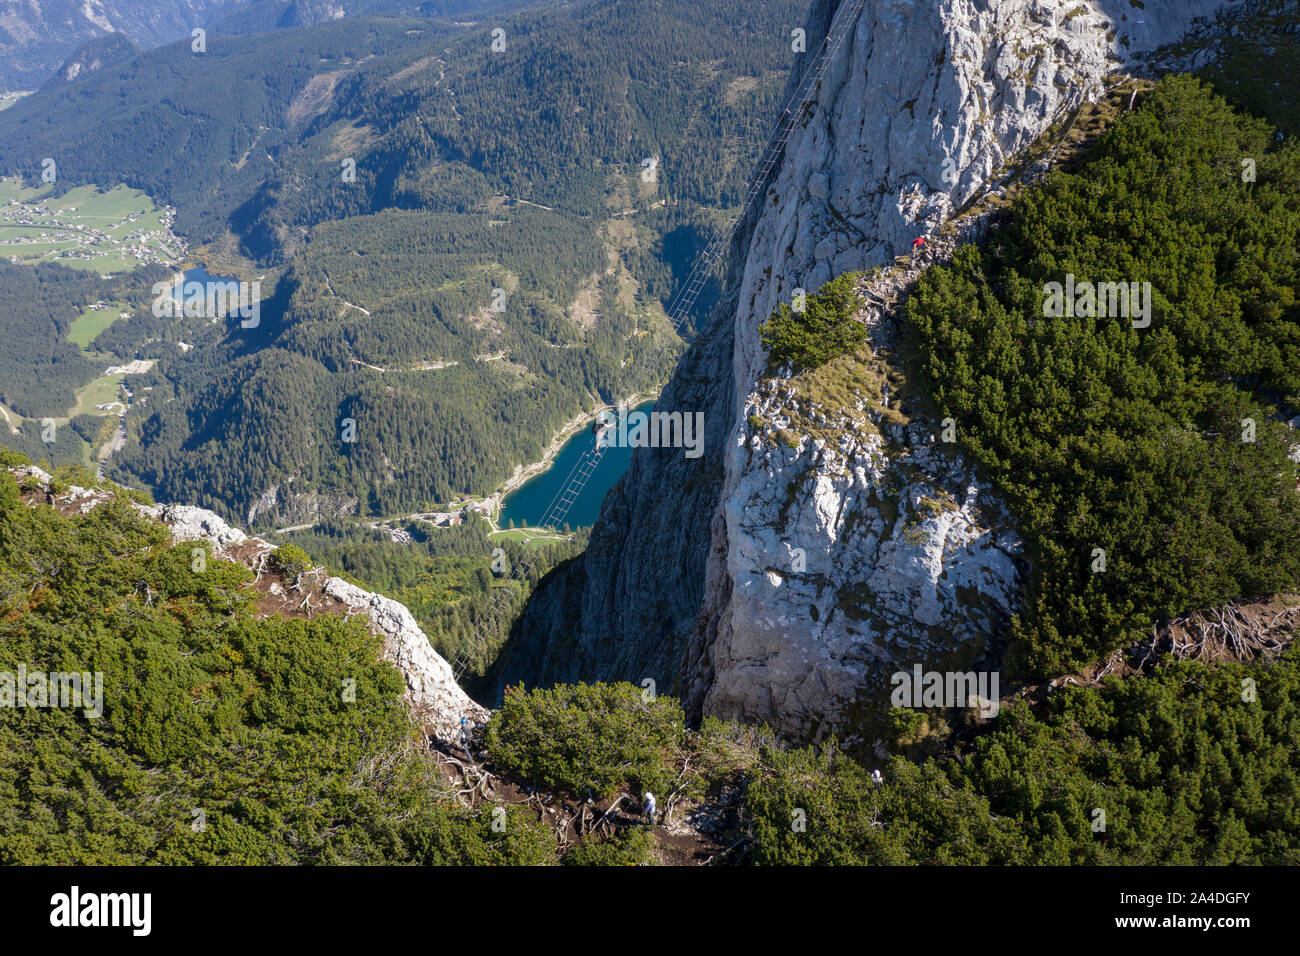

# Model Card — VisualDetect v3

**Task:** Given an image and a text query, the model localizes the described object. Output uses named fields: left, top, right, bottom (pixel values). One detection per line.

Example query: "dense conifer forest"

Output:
left=0, top=0, right=805, bottom=528
left=905, top=77, right=1300, bottom=676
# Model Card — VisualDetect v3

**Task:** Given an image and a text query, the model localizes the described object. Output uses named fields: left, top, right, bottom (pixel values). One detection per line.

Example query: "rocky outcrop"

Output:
left=277, top=1, right=348, bottom=29
left=150, top=502, right=486, bottom=738
left=244, top=479, right=360, bottom=529
left=137, top=502, right=254, bottom=554
left=323, top=578, right=487, bottom=738
left=506, top=0, right=1240, bottom=743
left=40, top=33, right=139, bottom=90
left=12, top=467, right=482, bottom=740
left=139, top=504, right=485, bottom=738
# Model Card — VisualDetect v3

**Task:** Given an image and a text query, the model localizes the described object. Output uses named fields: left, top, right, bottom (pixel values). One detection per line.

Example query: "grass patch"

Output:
left=70, top=374, right=125, bottom=419
left=67, top=304, right=126, bottom=351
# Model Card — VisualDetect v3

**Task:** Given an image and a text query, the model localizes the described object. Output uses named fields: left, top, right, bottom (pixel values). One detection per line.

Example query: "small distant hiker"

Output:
left=910, top=236, right=927, bottom=265
left=643, top=791, right=657, bottom=827
left=459, top=716, right=474, bottom=752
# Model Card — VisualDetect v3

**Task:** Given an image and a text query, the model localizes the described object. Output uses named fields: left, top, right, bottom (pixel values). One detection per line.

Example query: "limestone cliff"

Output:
left=498, top=0, right=1243, bottom=743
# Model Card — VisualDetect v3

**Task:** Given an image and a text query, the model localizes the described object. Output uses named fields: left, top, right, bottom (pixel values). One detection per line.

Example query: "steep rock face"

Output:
left=246, top=481, right=359, bottom=529
left=693, top=264, right=1026, bottom=746
left=278, top=1, right=348, bottom=29
left=493, top=280, right=738, bottom=695
left=509, top=0, right=1238, bottom=740
left=322, top=578, right=488, bottom=739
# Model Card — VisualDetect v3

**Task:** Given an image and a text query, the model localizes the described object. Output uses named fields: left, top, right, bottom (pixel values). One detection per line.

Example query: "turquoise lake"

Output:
left=499, top=399, right=655, bottom=529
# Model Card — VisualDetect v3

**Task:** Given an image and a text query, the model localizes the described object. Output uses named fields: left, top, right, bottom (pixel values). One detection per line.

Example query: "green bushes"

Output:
left=741, top=647, right=1300, bottom=865
left=400, top=806, right=554, bottom=867
left=942, top=648, right=1300, bottom=865
left=485, top=682, right=685, bottom=798
left=0, top=475, right=554, bottom=865
left=759, top=273, right=867, bottom=370
left=563, top=827, right=658, bottom=866
left=744, top=744, right=1017, bottom=865
left=270, top=543, right=312, bottom=578
left=51, top=463, right=99, bottom=491
left=904, top=76, right=1300, bottom=675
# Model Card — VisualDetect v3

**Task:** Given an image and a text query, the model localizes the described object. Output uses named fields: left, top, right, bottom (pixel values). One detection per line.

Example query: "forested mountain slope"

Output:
left=0, top=17, right=443, bottom=242
left=0, top=0, right=524, bottom=90
left=0, top=0, right=803, bottom=258
left=39, top=33, right=140, bottom=90
left=0, top=0, right=807, bottom=530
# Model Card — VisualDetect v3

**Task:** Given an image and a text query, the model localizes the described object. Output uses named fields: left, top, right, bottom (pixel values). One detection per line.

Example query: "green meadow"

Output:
left=67, top=304, right=128, bottom=351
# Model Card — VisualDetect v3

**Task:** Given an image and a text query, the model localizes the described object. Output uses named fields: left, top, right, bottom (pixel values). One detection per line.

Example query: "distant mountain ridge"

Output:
left=0, top=0, right=246, bottom=89
left=0, top=0, right=566, bottom=89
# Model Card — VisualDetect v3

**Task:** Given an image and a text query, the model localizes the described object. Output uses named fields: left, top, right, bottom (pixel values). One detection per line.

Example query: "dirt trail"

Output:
left=427, top=737, right=733, bottom=865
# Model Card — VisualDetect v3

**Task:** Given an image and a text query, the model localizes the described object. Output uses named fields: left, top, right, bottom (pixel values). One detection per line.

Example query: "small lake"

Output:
left=171, top=266, right=237, bottom=305
left=499, top=399, right=655, bottom=529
